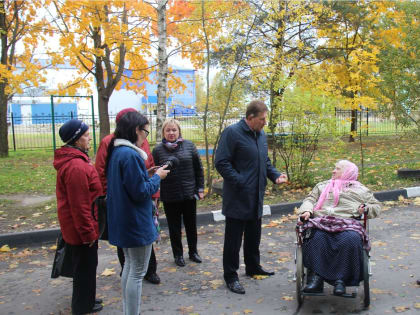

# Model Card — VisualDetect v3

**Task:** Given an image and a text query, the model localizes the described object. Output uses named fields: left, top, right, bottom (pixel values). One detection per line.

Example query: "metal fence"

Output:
left=334, top=109, right=416, bottom=136
left=6, top=110, right=416, bottom=151
left=7, top=113, right=206, bottom=152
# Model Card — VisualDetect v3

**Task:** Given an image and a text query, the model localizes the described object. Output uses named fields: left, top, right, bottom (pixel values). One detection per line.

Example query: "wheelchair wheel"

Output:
left=295, top=245, right=305, bottom=306
left=362, top=250, right=370, bottom=308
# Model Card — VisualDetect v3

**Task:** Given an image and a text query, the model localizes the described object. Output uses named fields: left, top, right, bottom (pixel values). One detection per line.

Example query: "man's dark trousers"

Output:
left=223, top=217, right=262, bottom=283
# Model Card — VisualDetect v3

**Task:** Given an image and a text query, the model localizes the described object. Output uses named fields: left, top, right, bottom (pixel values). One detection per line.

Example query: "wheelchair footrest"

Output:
left=302, top=292, right=326, bottom=296
left=338, top=292, right=357, bottom=298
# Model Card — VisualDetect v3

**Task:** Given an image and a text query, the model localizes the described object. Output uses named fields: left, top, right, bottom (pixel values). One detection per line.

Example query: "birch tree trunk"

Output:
left=200, top=0, right=212, bottom=193
left=156, top=0, right=168, bottom=141
left=0, top=1, right=9, bottom=157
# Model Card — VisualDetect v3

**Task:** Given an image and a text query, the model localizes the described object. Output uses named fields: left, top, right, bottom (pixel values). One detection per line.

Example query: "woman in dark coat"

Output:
left=54, top=119, right=103, bottom=315
left=152, top=118, right=205, bottom=267
left=106, top=112, right=169, bottom=315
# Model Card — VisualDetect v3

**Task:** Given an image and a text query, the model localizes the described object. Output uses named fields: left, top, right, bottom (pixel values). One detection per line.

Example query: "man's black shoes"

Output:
left=174, top=256, right=185, bottom=267
left=145, top=273, right=161, bottom=284
left=333, top=280, right=346, bottom=296
left=246, top=267, right=275, bottom=277
left=91, top=303, right=103, bottom=313
left=189, top=253, right=202, bottom=263
left=303, top=274, right=324, bottom=293
left=226, top=280, right=245, bottom=294
left=95, top=298, right=103, bottom=305
left=72, top=303, right=103, bottom=315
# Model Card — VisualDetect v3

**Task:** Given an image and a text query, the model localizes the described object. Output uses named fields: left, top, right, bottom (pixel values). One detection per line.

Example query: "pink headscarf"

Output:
left=314, top=160, right=360, bottom=211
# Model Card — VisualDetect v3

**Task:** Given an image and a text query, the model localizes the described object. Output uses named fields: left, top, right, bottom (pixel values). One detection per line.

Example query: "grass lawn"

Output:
left=0, top=150, right=57, bottom=195
left=0, top=134, right=419, bottom=233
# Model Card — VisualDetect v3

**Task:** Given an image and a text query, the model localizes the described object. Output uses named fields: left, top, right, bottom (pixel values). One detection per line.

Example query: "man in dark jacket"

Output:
left=215, top=100, right=287, bottom=294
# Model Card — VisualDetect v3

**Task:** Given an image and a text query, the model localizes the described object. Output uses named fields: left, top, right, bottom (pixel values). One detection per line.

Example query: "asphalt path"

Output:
left=0, top=203, right=419, bottom=315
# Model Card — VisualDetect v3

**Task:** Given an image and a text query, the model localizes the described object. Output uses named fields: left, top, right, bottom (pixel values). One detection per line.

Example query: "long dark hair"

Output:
left=105, top=111, right=149, bottom=175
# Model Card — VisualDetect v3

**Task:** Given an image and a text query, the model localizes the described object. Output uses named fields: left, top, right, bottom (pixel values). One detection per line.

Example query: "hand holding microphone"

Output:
left=156, top=156, right=180, bottom=180
left=156, top=164, right=170, bottom=179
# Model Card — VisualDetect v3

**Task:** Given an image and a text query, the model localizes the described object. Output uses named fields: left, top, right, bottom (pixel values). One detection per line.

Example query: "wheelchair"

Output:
left=294, top=212, right=371, bottom=309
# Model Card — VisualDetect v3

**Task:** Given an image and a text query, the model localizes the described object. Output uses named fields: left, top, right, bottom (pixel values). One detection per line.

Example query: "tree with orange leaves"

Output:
left=0, top=0, right=50, bottom=157
left=49, top=0, right=155, bottom=139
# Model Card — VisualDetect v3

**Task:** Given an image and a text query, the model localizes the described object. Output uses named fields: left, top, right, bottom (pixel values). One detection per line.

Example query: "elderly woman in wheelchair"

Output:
left=297, top=160, right=381, bottom=298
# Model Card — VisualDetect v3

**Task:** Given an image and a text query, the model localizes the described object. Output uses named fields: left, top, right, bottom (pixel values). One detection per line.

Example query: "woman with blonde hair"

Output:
left=152, top=118, right=205, bottom=267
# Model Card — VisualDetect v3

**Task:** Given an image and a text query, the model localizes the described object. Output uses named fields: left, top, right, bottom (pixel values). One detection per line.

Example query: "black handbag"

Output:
left=92, top=195, right=108, bottom=241
left=51, top=232, right=73, bottom=278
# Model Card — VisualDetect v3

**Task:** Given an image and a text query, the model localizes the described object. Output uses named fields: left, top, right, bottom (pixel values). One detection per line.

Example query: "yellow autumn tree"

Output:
left=231, top=0, right=332, bottom=171
left=0, top=0, right=51, bottom=157
left=165, top=0, right=245, bottom=190
left=376, top=1, right=420, bottom=133
left=316, top=0, right=393, bottom=141
left=49, top=0, right=154, bottom=139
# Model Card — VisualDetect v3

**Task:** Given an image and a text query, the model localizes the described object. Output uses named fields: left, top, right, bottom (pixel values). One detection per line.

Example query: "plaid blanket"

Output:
left=303, top=216, right=370, bottom=251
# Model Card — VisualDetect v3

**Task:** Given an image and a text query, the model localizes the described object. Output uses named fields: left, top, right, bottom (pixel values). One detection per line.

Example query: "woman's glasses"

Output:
left=142, top=129, right=150, bottom=137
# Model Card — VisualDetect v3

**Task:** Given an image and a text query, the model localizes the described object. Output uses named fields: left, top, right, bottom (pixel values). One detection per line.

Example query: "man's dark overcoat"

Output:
left=215, top=119, right=281, bottom=220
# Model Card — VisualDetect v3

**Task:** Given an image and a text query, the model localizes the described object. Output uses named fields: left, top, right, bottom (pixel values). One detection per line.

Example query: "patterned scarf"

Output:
left=162, top=137, right=183, bottom=151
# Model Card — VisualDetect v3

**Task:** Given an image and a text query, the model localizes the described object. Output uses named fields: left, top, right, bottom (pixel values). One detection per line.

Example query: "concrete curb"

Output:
left=1, top=187, right=419, bottom=248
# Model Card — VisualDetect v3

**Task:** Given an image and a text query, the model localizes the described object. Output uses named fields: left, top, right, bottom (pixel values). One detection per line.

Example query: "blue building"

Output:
left=108, top=66, right=196, bottom=116
left=8, top=102, right=78, bottom=125
left=9, top=61, right=196, bottom=123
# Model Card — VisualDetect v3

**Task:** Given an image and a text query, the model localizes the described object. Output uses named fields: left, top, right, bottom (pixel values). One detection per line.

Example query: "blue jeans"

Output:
left=121, top=244, right=152, bottom=315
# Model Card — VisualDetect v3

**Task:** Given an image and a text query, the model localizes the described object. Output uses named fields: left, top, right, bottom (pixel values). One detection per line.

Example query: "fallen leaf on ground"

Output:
left=209, top=279, right=223, bottom=289
left=262, top=222, right=279, bottom=228
left=256, top=297, right=264, bottom=304
left=409, top=234, right=420, bottom=240
left=372, top=241, right=387, bottom=247
left=252, top=275, right=269, bottom=280
left=161, top=267, right=177, bottom=273
left=177, top=305, right=193, bottom=314
left=414, top=303, right=420, bottom=309
left=243, top=310, right=253, bottom=314
left=393, top=306, right=410, bottom=313
left=0, top=245, right=11, bottom=252
left=371, top=288, right=390, bottom=294
left=101, top=268, right=116, bottom=276
left=282, top=296, right=294, bottom=301
left=29, top=260, right=41, bottom=265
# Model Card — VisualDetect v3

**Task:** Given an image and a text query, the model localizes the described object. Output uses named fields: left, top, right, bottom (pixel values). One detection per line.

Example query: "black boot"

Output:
left=303, top=273, right=324, bottom=293
left=306, top=269, right=314, bottom=284
left=333, top=280, right=346, bottom=296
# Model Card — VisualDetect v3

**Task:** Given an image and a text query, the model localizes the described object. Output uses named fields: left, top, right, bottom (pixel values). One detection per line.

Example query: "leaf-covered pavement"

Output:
left=0, top=201, right=419, bottom=314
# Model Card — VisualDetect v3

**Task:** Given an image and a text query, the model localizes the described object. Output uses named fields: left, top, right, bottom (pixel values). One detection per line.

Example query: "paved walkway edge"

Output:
left=1, top=187, right=418, bottom=248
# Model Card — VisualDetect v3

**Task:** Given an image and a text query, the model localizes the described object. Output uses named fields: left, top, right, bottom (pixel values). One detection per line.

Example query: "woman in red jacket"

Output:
left=95, top=108, right=161, bottom=284
left=54, top=119, right=103, bottom=315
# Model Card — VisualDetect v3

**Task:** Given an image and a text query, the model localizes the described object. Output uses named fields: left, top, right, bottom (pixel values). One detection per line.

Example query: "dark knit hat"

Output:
left=59, top=119, right=89, bottom=144
left=116, top=108, right=137, bottom=123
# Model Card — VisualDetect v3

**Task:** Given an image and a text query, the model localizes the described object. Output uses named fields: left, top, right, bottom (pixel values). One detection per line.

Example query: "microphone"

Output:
left=162, top=156, right=179, bottom=170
